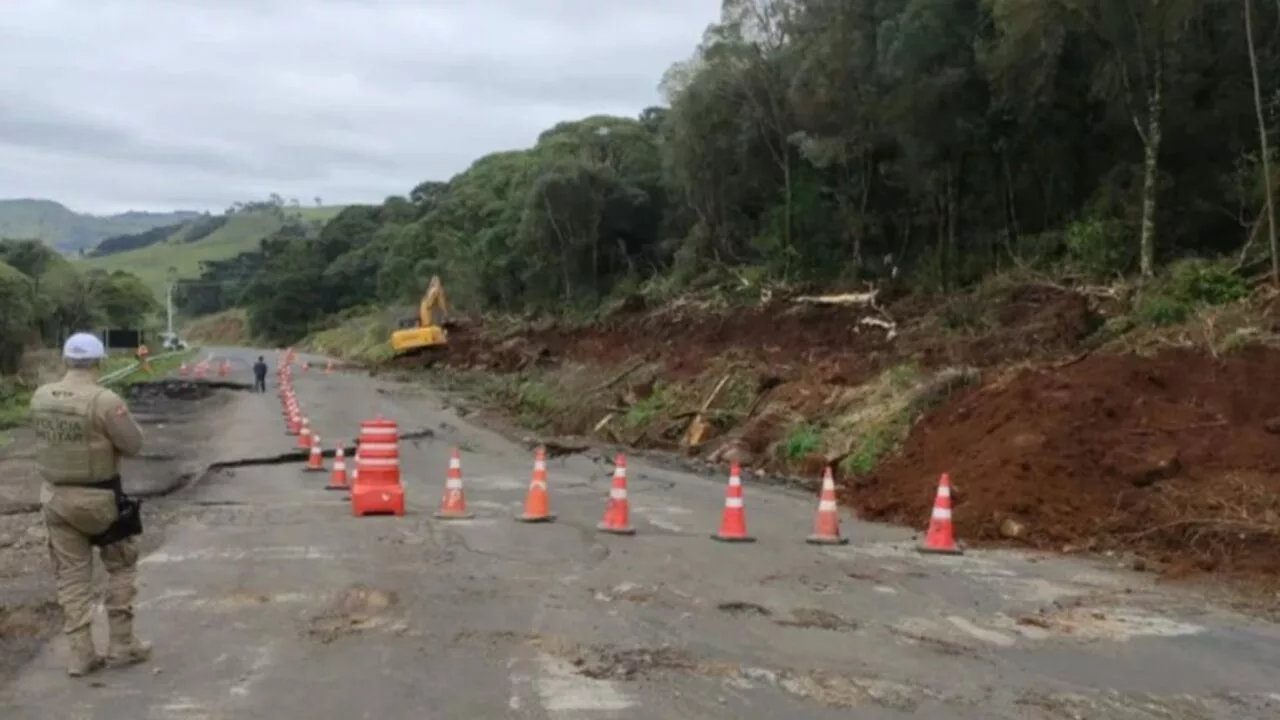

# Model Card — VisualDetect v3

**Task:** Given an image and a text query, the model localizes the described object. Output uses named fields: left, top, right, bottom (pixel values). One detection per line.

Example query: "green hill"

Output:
left=78, top=205, right=346, bottom=300
left=0, top=198, right=200, bottom=254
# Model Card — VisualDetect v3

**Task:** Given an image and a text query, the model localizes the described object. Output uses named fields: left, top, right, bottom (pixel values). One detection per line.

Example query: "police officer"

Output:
left=29, top=332, right=151, bottom=677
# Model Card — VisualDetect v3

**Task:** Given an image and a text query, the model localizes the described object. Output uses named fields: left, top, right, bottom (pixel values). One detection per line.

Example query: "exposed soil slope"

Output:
left=436, top=284, right=1099, bottom=384
left=851, top=347, right=1280, bottom=581
left=374, top=283, right=1280, bottom=589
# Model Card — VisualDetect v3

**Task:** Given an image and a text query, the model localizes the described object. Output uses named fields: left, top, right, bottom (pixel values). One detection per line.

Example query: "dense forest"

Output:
left=177, top=0, right=1280, bottom=343
left=0, top=240, right=158, bottom=373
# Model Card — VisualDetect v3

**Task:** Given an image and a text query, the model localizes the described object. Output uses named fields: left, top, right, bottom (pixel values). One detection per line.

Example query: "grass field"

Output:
left=79, top=206, right=345, bottom=300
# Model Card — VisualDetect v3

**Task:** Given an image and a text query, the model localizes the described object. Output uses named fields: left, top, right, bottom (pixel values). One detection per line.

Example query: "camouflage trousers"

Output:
left=40, top=484, right=140, bottom=638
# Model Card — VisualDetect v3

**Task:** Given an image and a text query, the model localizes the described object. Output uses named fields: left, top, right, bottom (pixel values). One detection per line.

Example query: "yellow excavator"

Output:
left=390, top=276, right=453, bottom=358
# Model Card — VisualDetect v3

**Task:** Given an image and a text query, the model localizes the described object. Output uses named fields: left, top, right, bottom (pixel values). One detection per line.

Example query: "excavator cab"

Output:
left=390, top=276, right=450, bottom=357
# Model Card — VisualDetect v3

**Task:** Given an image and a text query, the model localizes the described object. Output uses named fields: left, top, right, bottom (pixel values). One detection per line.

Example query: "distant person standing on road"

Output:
left=28, top=332, right=151, bottom=677
left=253, top=356, right=268, bottom=392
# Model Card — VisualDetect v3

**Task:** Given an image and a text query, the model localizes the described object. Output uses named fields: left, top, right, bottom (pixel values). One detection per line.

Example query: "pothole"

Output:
left=304, top=584, right=402, bottom=644
left=717, top=601, right=772, bottom=616
left=778, top=671, right=922, bottom=711
left=531, top=636, right=696, bottom=681
left=775, top=608, right=858, bottom=632
left=453, top=631, right=950, bottom=711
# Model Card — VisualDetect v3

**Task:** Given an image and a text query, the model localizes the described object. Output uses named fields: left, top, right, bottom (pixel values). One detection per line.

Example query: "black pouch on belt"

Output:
left=87, top=475, right=144, bottom=547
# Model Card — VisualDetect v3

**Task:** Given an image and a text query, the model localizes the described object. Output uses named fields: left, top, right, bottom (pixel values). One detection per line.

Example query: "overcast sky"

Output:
left=0, top=0, right=719, bottom=215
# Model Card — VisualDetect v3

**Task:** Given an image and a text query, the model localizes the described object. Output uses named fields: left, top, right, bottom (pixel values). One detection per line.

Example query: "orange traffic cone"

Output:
left=712, top=462, right=755, bottom=542
left=918, top=473, right=962, bottom=554
left=806, top=466, right=848, bottom=545
left=325, top=359, right=334, bottom=374
left=434, top=448, right=474, bottom=519
left=178, top=363, right=189, bottom=376
left=304, top=437, right=325, bottom=472
left=597, top=455, right=635, bottom=535
left=297, top=419, right=312, bottom=449
left=517, top=447, right=555, bottom=522
left=326, top=448, right=348, bottom=490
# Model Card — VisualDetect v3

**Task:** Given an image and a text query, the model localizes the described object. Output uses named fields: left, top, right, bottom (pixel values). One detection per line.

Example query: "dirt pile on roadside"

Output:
left=428, top=283, right=1101, bottom=386
left=846, top=346, right=1280, bottom=580
left=389, top=282, right=1280, bottom=588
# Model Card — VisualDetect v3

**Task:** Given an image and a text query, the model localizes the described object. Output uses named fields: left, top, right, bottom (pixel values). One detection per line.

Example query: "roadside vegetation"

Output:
left=0, top=347, right=197, bottom=435
left=0, top=238, right=172, bottom=431
left=110, top=348, right=198, bottom=388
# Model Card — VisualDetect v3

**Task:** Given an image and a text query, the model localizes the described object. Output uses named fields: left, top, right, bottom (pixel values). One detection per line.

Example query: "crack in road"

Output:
left=123, top=427, right=443, bottom=501
left=0, top=428, right=443, bottom=513
left=205, top=428, right=437, bottom=470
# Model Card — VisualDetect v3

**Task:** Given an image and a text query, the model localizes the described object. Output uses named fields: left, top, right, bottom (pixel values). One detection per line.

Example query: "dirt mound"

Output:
left=845, top=346, right=1280, bottom=580
left=428, top=284, right=1101, bottom=386
left=919, top=284, right=1101, bottom=368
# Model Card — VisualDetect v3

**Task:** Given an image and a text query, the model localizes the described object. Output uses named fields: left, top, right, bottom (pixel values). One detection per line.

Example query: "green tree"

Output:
left=0, top=261, right=34, bottom=373
left=84, top=269, right=160, bottom=328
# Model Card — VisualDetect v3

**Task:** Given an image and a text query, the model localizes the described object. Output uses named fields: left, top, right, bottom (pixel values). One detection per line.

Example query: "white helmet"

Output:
left=63, top=332, right=106, bottom=360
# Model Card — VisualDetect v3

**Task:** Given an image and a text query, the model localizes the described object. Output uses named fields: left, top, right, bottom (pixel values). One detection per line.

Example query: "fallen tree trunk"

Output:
left=792, top=290, right=879, bottom=305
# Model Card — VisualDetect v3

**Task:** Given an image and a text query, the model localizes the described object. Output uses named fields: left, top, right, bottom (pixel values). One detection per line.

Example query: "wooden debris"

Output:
left=858, top=316, right=897, bottom=339
left=682, top=374, right=732, bottom=448
left=792, top=290, right=880, bottom=305
left=588, top=359, right=647, bottom=394
left=792, top=291, right=897, bottom=339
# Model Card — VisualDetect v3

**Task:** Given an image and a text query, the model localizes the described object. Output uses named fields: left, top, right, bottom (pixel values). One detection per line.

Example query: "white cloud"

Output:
left=0, top=0, right=719, bottom=213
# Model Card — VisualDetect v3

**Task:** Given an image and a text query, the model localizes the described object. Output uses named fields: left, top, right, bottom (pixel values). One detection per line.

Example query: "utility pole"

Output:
left=166, top=267, right=177, bottom=340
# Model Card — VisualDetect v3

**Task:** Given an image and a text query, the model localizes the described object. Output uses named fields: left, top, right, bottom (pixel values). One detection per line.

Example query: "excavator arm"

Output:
left=419, top=276, right=447, bottom=327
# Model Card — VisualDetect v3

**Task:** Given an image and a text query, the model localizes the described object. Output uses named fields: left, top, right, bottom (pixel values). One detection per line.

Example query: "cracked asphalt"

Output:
left=2, top=345, right=1278, bottom=719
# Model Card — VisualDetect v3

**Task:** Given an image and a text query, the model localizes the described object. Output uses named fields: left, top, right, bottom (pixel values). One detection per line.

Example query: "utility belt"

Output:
left=81, top=475, right=144, bottom=547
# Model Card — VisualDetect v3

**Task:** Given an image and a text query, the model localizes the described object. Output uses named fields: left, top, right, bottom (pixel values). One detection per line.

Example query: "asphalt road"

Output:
left=2, top=346, right=1278, bottom=719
